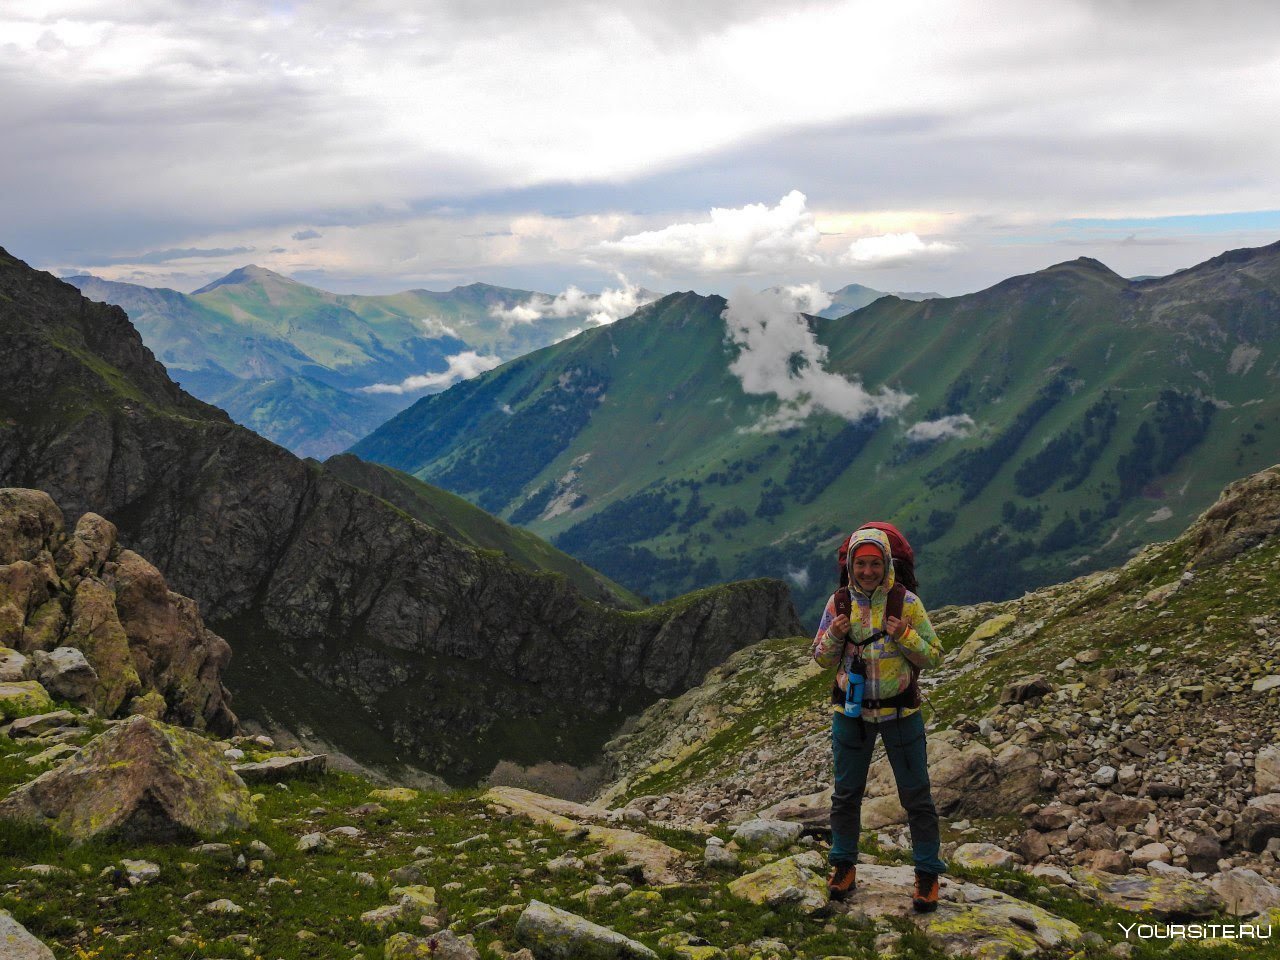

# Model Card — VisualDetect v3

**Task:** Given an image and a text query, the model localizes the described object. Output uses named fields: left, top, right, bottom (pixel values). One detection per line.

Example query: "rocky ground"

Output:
left=2, top=468, right=1280, bottom=958
left=593, top=466, right=1280, bottom=949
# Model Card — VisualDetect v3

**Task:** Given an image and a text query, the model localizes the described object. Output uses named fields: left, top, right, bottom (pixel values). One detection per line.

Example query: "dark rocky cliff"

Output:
left=0, top=249, right=803, bottom=780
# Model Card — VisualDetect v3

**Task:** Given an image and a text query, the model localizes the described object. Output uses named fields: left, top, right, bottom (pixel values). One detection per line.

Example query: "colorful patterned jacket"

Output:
left=811, top=527, right=943, bottom=722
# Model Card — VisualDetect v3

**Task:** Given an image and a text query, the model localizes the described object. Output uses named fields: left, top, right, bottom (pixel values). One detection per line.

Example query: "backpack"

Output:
left=830, top=521, right=921, bottom=712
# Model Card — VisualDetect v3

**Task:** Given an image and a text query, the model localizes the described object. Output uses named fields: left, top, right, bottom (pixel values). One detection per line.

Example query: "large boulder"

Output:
left=0, top=909, right=55, bottom=960
left=0, top=681, right=53, bottom=720
left=515, top=900, right=657, bottom=959
left=1207, top=868, right=1280, bottom=917
left=1070, top=869, right=1225, bottom=919
left=1240, top=794, right=1280, bottom=852
left=0, top=715, right=255, bottom=843
left=232, top=754, right=327, bottom=784
left=853, top=864, right=1082, bottom=958
left=726, top=850, right=829, bottom=914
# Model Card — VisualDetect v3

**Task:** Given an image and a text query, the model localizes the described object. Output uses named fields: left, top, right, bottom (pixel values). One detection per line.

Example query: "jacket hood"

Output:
left=846, top=526, right=895, bottom=596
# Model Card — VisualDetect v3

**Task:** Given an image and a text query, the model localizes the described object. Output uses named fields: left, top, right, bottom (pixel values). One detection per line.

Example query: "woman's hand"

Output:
left=828, top=614, right=851, bottom=639
left=886, top=616, right=908, bottom=641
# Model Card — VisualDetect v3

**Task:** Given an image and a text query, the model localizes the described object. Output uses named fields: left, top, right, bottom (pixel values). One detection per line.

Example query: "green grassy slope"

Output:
left=352, top=243, right=1280, bottom=620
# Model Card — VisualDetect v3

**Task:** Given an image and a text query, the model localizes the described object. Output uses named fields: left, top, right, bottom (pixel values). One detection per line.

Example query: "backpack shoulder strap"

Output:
left=834, top=586, right=852, bottom=618
left=886, top=582, right=906, bottom=621
left=886, top=582, right=921, bottom=708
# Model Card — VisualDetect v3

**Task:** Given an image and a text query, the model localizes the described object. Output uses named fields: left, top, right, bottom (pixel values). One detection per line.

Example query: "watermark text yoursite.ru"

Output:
left=1118, top=922, right=1272, bottom=941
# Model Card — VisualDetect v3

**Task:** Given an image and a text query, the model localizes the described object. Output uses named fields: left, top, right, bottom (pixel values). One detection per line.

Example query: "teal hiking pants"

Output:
left=829, top=709, right=946, bottom=875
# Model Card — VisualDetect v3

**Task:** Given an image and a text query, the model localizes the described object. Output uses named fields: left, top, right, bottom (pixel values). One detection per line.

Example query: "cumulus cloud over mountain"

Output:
left=722, top=286, right=913, bottom=431
left=361, top=350, right=501, bottom=394
left=490, top=276, right=655, bottom=328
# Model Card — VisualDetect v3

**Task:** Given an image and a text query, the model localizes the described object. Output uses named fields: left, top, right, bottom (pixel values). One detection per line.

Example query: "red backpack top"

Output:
left=836, top=521, right=917, bottom=593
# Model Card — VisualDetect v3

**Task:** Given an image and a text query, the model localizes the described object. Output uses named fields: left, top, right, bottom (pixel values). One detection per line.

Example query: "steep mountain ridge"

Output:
left=0, top=248, right=802, bottom=782
left=64, top=269, right=605, bottom=458
left=354, top=242, right=1280, bottom=618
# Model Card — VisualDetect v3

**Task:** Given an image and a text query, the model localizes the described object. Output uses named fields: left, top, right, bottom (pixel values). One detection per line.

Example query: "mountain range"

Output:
left=64, top=269, right=615, bottom=459
left=1, top=248, right=800, bottom=783
left=352, top=241, right=1280, bottom=620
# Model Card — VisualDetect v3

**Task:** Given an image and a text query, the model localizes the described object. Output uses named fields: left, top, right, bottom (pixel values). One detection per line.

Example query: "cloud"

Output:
left=723, top=286, right=913, bottom=431
left=103, top=245, right=254, bottom=265
left=773, top=282, right=832, bottom=315
left=905, top=414, right=975, bottom=442
left=840, top=232, right=957, bottom=266
left=490, top=276, right=656, bottom=327
left=597, top=191, right=822, bottom=274
left=416, top=316, right=459, bottom=338
left=361, top=350, right=501, bottom=394
left=291, top=229, right=322, bottom=241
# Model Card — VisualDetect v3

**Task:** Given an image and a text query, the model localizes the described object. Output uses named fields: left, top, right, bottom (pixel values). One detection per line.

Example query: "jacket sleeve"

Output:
left=811, top=595, right=844, bottom=668
left=893, top=595, right=942, bottom=670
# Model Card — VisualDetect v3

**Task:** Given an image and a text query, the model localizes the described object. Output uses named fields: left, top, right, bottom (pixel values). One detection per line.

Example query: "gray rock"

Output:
left=0, top=909, right=55, bottom=959
left=0, top=716, right=255, bottom=843
left=1097, top=797, right=1156, bottom=827
left=1185, top=835, right=1223, bottom=873
left=297, top=832, right=333, bottom=853
left=954, top=842, right=1019, bottom=870
left=726, top=851, right=829, bottom=914
left=7, top=710, right=76, bottom=738
left=385, top=931, right=480, bottom=960
left=1206, top=868, right=1280, bottom=916
left=1252, top=676, right=1280, bottom=694
left=856, top=863, right=1083, bottom=957
left=515, top=900, right=658, bottom=959
left=1000, top=675, right=1053, bottom=705
left=1072, top=868, right=1225, bottom=918
left=1255, top=745, right=1280, bottom=795
left=0, top=647, right=30, bottom=682
left=205, top=899, right=243, bottom=914
left=546, top=854, right=585, bottom=874
left=1240, top=794, right=1280, bottom=852
left=1131, top=842, right=1172, bottom=867
left=120, top=858, right=160, bottom=885
left=704, top=839, right=740, bottom=870
left=731, top=818, right=803, bottom=851
left=31, top=647, right=97, bottom=704
left=232, top=754, right=327, bottom=784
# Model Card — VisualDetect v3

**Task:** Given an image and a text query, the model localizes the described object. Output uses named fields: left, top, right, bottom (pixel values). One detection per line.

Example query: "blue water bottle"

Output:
left=844, top=661, right=864, bottom=718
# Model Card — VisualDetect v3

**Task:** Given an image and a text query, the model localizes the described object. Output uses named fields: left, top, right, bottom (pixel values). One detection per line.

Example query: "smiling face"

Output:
left=851, top=553, right=885, bottom=593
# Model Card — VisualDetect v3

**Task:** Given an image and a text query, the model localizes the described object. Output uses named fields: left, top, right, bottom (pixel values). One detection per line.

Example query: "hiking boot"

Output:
left=827, top=862, right=856, bottom=901
left=912, top=870, right=940, bottom=912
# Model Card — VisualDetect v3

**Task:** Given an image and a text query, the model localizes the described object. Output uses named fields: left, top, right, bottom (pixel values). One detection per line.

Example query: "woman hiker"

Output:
left=811, top=525, right=946, bottom=911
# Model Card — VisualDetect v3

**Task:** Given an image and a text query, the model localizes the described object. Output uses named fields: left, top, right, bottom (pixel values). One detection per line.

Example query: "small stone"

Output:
left=206, top=899, right=243, bottom=914
left=297, top=832, right=334, bottom=853
left=120, top=859, right=160, bottom=885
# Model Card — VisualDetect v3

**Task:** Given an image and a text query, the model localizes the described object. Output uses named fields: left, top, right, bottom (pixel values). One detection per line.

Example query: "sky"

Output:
left=4, top=0, right=1280, bottom=299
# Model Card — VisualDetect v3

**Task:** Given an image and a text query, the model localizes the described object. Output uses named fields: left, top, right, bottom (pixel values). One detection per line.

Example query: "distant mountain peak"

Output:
left=192, top=264, right=296, bottom=295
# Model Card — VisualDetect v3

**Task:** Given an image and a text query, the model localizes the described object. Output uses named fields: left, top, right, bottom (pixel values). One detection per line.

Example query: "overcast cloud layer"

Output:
left=3, top=0, right=1280, bottom=296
